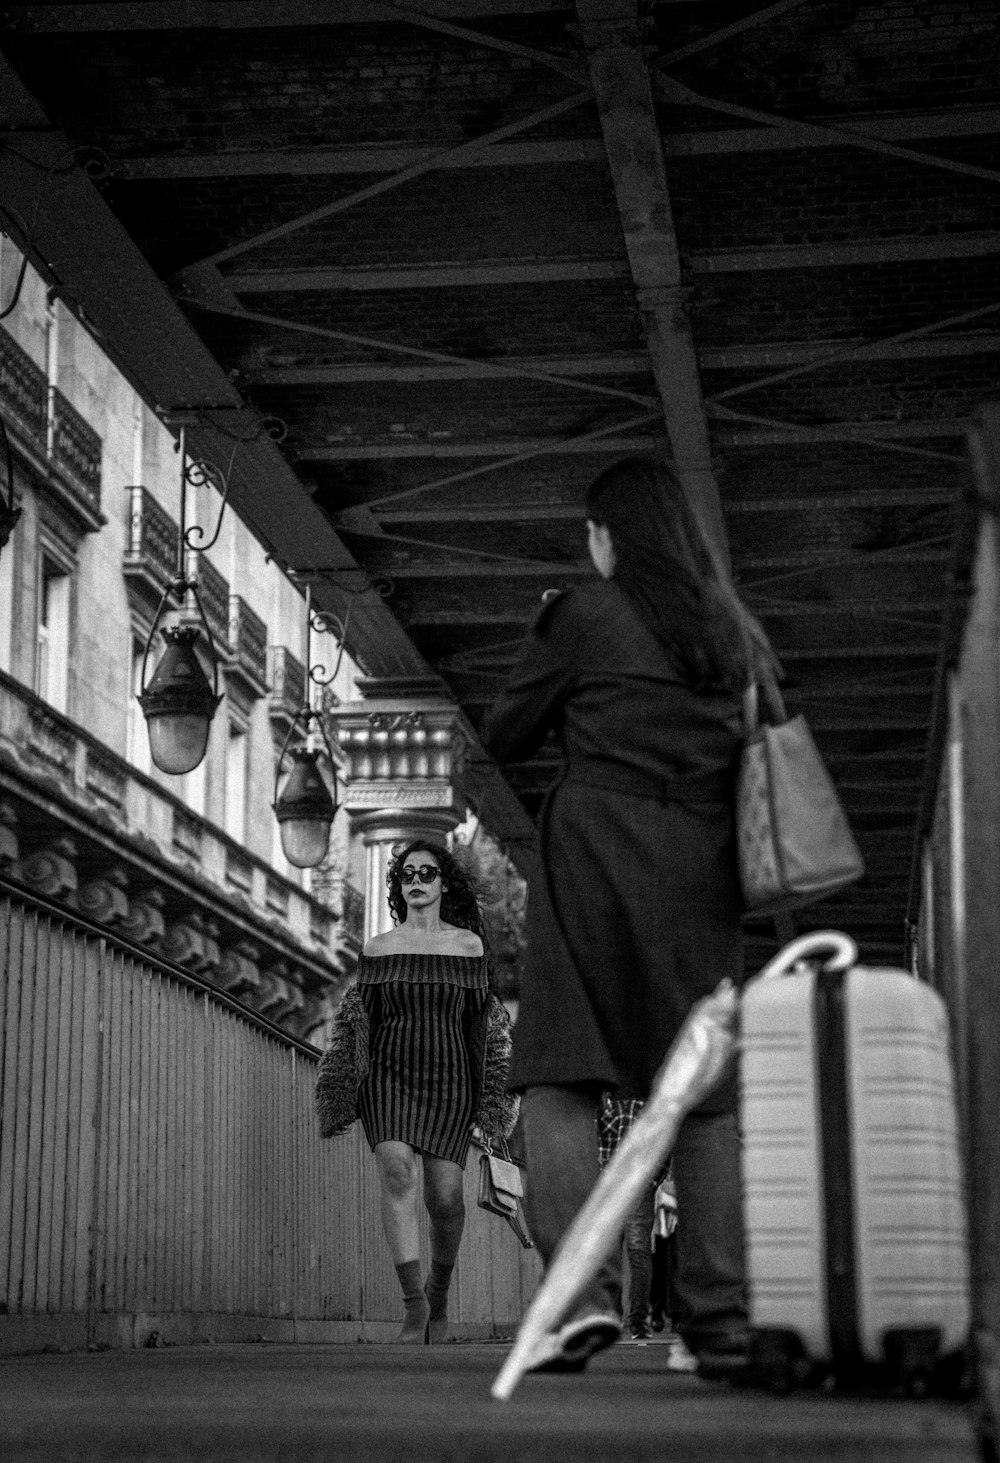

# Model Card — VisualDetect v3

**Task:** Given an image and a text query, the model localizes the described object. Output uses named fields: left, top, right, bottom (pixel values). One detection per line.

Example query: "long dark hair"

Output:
left=386, top=839, right=486, bottom=938
left=585, top=456, right=776, bottom=692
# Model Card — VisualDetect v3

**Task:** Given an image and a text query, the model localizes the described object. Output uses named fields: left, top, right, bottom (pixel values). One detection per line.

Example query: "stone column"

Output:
left=332, top=682, right=469, bottom=944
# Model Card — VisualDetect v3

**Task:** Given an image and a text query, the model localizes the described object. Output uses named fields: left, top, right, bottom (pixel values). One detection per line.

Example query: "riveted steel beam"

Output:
left=108, top=110, right=1000, bottom=180
left=222, top=231, right=1000, bottom=294
left=2, top=2, right=573, bottom=32
left=576, top=0, right=726, bottom=562
left=244, top=334, right=1000, bottom=387
left=295, top=419, right=967, bottom=461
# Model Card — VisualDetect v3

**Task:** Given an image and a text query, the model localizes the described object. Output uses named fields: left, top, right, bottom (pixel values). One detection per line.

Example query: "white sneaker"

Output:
left=665, top=1334, right=699, bottom=1373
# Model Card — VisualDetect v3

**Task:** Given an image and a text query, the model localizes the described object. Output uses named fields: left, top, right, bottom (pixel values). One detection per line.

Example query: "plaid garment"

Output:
left=597, top=1094, right=673, bottom=1188
left=597, top=1095, right=646, bottom=1166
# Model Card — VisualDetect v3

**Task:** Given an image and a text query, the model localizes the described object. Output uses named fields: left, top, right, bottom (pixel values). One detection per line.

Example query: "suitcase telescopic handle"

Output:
left=756, top=930, right=858, bottom=982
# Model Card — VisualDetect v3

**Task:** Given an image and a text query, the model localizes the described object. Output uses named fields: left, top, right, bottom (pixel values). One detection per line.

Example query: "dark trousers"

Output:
left=649, top=1232, right=677, bottom=1325
left=520, top=1086, right=747, bottom=1347
left=621, top=1184, right=655, bottom=1329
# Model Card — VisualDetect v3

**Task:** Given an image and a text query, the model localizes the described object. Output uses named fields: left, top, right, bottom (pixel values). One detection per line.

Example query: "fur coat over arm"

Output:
left=315, top=986, right=519, bottom=1142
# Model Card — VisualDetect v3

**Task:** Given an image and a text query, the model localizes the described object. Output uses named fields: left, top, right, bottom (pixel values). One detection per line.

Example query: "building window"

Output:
left=126, top=636, right=151, bottom=775
left=224, top=720, right=248, bottom=844
left=35, top=554, right=71, bottom=713
left=271, top=806, right=292, bottom=881
left=183, top=753, right=208, bottom=818
left=0, top=526, right=14, bottom=676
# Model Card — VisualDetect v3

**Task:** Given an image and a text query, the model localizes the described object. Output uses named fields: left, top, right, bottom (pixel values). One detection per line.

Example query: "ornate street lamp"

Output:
left=137, top=426, right=228, bottom=774
left=273, top=582, right=343, bottom=868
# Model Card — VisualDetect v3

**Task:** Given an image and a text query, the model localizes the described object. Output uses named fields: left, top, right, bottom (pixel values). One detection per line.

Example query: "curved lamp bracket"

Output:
left=181, top=443, right=237, bottom=555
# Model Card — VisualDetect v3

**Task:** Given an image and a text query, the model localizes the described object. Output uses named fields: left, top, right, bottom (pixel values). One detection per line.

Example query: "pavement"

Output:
left=0, top=1340, right=979, bottom=1463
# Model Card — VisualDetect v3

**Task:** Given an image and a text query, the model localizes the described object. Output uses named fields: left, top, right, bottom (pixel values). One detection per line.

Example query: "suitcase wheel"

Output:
left=977, top=1415, right=998, bottom=1463
left=748, top=1329, right=813, bottom=1394
left=883, top=1328, right=941, bottom=1397
left=931, top=1345, right=975, bottom=1401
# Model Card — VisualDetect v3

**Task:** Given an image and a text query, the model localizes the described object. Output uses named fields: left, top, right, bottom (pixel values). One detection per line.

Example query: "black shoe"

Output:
left=526, top=1313, right=622, bottom=1374
left=649, top=1311, right=666, bottom=1334
left=629, top=1322, right=651, bottom=1341
left=693, top=1339, right=750, bottom=1382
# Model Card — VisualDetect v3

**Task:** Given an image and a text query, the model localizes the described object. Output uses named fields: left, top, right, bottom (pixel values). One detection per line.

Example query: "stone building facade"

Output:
left=0, top=237, right=372, bottom=1041
left=0, top=234, right=513, bottom=1045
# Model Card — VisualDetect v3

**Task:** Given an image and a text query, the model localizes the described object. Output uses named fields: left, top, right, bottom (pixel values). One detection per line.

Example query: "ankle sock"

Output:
left=394, top=1260, right=428, bottom=1341
left=424, top=1259, right=454, bottom=1322
left=424, top=1259, right=454, bottom=1343
left=395, top=1259, right=424, bottom=1303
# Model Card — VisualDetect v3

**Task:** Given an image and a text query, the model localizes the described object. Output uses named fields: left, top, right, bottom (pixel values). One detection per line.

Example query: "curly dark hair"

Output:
left=386, top=839, right=486, bottom=938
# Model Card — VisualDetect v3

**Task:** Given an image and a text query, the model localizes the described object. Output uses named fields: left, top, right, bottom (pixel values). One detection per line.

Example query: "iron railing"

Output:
left=0, top=877, right=538, bottom=1353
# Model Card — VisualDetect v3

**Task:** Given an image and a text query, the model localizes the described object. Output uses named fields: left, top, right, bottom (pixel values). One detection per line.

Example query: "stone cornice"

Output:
left=0, top=667, right=346, bottom=988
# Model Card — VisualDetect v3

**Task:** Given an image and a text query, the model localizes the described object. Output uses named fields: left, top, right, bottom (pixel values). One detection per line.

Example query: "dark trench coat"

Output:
left=482, top=578, right=744, bottom=1113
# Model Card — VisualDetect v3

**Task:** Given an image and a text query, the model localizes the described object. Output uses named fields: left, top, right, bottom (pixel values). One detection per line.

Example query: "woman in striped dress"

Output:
left=357, top=839, right=492, bottom=1345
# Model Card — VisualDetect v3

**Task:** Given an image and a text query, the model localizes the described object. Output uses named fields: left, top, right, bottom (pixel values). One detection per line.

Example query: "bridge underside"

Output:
left=2, top=1, right=998, bottom=963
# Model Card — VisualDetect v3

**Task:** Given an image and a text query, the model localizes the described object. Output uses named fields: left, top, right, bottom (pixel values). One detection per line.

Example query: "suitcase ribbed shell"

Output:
left=741, top=963, right=970, bottom=1365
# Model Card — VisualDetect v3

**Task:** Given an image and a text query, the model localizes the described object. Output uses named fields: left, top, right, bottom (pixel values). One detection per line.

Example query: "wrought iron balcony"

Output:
left=227, top=594, right=268, bottom=701
left=267, top=645, right=306, bottom=739
left=0, top=326, right=46, bottom=446
left=123, top=485, right=180, bottom=612
left=0, top=326, right=104, bottom=533
left=50, top=389, right=102, bottom=517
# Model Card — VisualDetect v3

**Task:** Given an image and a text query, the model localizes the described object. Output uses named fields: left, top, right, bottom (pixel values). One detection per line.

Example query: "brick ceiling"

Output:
left=2, top=0, right=999, bottom=966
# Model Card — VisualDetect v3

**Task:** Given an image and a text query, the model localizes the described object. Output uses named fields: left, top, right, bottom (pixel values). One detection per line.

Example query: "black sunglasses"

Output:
left=400, top=864, right=442, bottom=886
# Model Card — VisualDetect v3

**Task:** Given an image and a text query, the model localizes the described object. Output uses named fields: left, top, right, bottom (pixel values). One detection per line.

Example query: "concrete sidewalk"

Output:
left=0, top=1341, right=978, bottom=1462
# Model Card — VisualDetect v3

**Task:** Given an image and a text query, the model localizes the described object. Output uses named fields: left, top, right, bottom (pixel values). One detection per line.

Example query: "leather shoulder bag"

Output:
left=737, top=677, right=865, bottom=915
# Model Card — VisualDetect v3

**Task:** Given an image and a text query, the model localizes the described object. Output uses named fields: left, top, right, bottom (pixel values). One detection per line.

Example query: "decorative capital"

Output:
left=330, top=696, right=470, bottom=816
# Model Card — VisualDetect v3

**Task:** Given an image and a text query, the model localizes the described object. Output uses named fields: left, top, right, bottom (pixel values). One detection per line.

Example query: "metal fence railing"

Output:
left=0, top=878, right=538, bottom=1354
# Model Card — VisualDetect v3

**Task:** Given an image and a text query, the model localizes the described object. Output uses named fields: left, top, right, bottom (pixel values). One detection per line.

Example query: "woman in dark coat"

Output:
left=482, top=456, right=775, bottom=1373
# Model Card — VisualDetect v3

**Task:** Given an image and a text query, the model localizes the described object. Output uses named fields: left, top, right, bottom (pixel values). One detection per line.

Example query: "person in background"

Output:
left=316, top=840, right=518, bottom=1344
left=649, top=1174, right=698, bottom=1372
left=597, top=1097, right=699, bottom=1371
left=597, top=1094, right=657, bottom=1342
left=483, top=455, right=777, bottom=1374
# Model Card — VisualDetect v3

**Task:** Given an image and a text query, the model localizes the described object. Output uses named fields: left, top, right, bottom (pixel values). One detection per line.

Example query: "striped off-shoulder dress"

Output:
left=355, top=950, right=489, bottom=1166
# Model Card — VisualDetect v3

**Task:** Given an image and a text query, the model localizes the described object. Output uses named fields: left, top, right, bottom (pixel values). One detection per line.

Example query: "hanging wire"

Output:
left=0, top=137, right=105, bottom=179
left=0, top=208, right=31, bottom=321
left=0, top=140, right=113, bottom=321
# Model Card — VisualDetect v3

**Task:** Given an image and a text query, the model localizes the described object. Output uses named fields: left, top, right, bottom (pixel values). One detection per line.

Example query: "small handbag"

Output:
left=737, top=677, right=864, bottom=915
left=477, top=1135, right=534, bottom=1249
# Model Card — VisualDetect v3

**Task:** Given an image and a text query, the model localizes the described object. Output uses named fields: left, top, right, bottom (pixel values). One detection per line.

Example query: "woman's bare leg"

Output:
left=374, top=1141, right=428, bottom=1342
left=422, top=1154, right=466, bottom=1343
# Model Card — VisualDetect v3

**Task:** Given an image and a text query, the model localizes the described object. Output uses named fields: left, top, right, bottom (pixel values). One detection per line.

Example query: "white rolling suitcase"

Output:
left=740, top=931, right=970, bottom=1390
